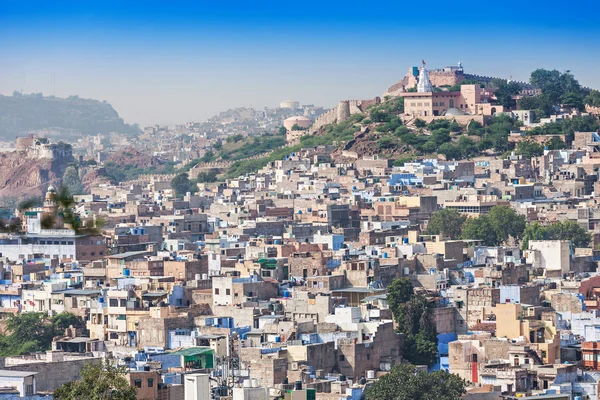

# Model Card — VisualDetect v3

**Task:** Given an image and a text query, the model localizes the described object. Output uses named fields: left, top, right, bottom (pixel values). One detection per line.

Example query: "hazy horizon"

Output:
left=2, top=0, right=600, bottom=126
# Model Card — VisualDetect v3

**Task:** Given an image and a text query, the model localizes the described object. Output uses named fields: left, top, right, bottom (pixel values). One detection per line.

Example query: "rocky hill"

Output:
left=0, top=148, right=74, bottom=201
left=0, top=93, right=140, bottom=139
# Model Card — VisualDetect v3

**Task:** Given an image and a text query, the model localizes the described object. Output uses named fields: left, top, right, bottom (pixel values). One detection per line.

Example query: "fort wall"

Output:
left=309, top=98, right=381, bottom=134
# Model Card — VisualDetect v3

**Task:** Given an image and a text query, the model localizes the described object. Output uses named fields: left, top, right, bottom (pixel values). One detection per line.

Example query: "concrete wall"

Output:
left=2, top=358, right=99, bottom=392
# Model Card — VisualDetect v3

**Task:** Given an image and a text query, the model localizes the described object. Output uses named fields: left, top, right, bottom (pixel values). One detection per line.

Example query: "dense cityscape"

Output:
left=0, top=59, right=599, bottom=400
left=2, top=1, right=600, bottom=398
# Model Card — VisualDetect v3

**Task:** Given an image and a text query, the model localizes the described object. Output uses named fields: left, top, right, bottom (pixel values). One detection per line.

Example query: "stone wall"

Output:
left=385, top=67, right=539, bottom=98
left=404, top=114, right=488, bottom=127
left=309, top=98, right=381, bottom=134
left=2, top=357, right=99, bottom=392
left=404, top=69, right=465, bottom=89
left=551, top=292, right=583, bottom=313
left=26, top=142, right=73, bottom=161
left=435, top=306, right=457, bottom=334
left=309, top=108, right=338, bottom=133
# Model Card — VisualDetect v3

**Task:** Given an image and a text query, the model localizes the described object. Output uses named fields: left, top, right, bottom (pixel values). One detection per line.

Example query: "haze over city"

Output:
left=1, top=0, right=600, bottom=125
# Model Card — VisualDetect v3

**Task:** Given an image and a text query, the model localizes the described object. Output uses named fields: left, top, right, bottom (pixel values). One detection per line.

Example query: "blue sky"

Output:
left=1, top=0, right=599, bottom=125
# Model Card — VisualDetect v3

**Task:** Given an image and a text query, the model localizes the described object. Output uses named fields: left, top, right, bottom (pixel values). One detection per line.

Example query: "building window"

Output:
left=134, top=379, right=142, bottom=388
left=339, top=355, right=345, bottom=361
left=226, top=289, right=231, bottom=296
left=215, top=288, right=220, bottom=295
left=148, top=378, right=154, bottom=388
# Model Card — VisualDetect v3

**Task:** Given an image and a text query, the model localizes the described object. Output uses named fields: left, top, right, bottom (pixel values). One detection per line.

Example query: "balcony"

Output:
left=106, top=319, right=127, bottom=332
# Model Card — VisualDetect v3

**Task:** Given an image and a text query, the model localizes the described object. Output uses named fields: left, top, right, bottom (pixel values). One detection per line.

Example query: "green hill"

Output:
left=0, top=93, right=140, bottom=139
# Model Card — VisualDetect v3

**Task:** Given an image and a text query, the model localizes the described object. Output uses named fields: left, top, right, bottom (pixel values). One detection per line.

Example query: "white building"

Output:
left=184, top=373, right=210, bottom=400
left=0, top=370, right=37, bottom=397
left=525, top=240, right=571, bottom=278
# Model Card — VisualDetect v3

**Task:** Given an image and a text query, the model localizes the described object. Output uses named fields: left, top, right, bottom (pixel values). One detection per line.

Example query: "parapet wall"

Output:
left=387, top=68, right=540, bottom=98
left=464, top=74, right=534, bottom=89
left=404, top=69, right=464, bottom=89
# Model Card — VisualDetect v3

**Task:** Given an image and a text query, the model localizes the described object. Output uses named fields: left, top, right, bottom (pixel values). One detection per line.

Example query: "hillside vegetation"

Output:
left=0, top=93, right=140, bottom=139
left=219, top=68, right=600, bottom=177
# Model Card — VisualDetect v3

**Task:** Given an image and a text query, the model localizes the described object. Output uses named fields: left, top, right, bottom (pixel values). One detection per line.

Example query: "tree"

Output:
left=62, top=166, right=84, bottom=195
left=461, top=215, right=499, bottom=246
left=494, top=80, right=522, bottom=109
left=515, top=140, right=544, bottom=158
left=51, top=312, right=85, bottom=333
left=199, top=150, right=215, bottom=163
left=585, top=90, right=600, bottom=107
left=521, top=220, right=591, bottom=250
left=393, top=294, right=438, bottom=366
left=438, top=143, right=461, bottom=160
left=545, top=220, right=591, bottom=248
left=467, top=120, right=484, bottom=136
left=170, top=173, right=197, bottom=197
left=365, top=363, right=467, bottom=400
left=545, top=136, right=567, bottom=150
left=196, top=170, right=219, bottom=183
left=426, top=208, right=466, bottom=239
left=530, top=68, right=584, bottom=109
left=461, top=206, right=526, bottom=246
left=371, top=110, right=392, bottom=123
left=484, top=114, right=516, bottom=152
left=378, top=137, right=396, bottom=150
left=53, top=360, right=137, bottom=400
left=0, top=312, right=84, bottom=356
left=457, top=135, right=478, bottom=159
left=518, top=93, right=555, bottom=119
left=522, top=222, right=547, bottom=250
left=486, top=206, right=526, bottom=244
left=414, top=119, right=426, bottom=128
left=386, top=278, right=414, bottom=314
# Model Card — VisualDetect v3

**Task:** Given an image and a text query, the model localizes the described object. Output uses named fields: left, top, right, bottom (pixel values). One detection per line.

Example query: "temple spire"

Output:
left=417, top=60, right=433, bottom=93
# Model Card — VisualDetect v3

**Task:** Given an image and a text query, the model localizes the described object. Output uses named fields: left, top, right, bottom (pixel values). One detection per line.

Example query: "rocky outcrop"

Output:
left=81, top=166, right=110, bottom=192
left=0, top=150, right=73, bottom=199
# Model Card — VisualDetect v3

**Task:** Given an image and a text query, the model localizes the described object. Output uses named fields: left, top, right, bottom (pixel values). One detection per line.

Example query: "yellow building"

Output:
left=494, top=303, right=560, bottom=364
